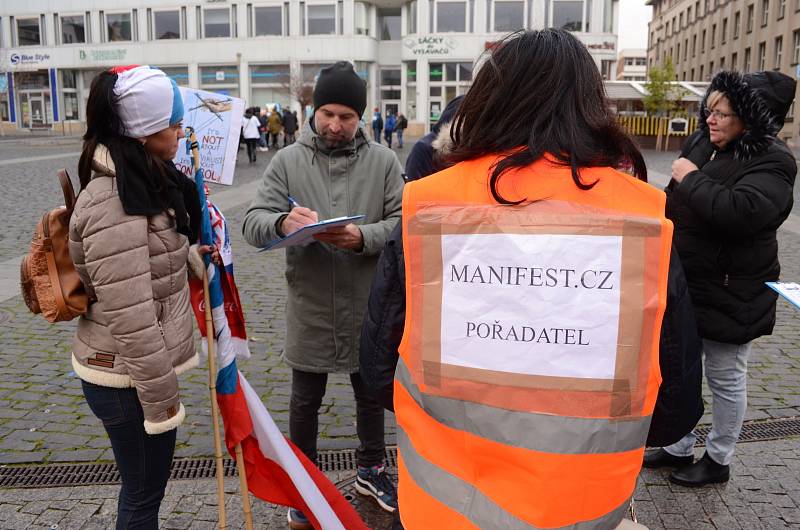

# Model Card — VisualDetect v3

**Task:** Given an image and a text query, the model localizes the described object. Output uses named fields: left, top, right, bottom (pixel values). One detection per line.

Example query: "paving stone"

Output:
left=2, top=145, right=800, bottom=529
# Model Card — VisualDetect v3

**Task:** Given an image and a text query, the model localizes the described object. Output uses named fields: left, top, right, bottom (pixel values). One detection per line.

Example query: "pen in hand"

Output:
left=282, top=195, right=319, bottom=236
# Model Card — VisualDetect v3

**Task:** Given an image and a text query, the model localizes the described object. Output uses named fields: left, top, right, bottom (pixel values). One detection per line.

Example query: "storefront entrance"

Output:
left=19, top=91, right=52, bottom=128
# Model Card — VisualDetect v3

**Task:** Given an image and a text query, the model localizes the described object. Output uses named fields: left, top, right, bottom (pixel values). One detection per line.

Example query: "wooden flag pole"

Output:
left=191, top=129, right=253, bottom=530
left=235, top=444, right=255, bottom=530
left=202, top=271, right=228, bottom=530
left=190, top=127, right=227, bottom=529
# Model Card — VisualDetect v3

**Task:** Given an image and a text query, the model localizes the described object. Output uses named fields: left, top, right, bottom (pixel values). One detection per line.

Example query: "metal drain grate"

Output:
left=694, top=416, right=800, bottom=445
left=0, top=447, right=398, bottom=489
left=2, top=417, right=799, bottom=490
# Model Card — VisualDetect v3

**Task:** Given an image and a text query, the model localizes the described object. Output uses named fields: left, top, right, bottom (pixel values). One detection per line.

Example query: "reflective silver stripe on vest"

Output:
left=398, top=429, right=631, bottom=530
left=396, top=358, right=651, bottom=454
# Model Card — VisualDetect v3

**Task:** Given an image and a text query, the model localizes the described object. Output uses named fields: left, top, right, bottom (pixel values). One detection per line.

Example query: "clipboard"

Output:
left=260, top=215, right=365, bottom=251
left=766, top=281, right=800, bottom=310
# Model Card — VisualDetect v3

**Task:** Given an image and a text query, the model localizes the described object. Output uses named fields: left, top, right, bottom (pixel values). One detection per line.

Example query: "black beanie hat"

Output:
left=313, top=61, right=367, bottom=117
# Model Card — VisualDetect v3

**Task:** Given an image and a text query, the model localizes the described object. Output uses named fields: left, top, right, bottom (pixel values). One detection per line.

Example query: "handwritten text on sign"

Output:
left=440, top=233, right=623, bottom=379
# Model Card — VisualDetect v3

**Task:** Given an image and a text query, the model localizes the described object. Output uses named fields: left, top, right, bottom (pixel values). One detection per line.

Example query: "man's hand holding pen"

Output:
left=282, top=195, right=364, bottom=251
left=281, top=195, right=319, bottom=236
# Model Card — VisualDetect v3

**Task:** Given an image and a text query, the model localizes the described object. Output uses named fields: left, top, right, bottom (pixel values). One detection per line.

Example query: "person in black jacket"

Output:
left=404, top=96, right=463, bottom=182
left=644, top=70, right=797, bottom=487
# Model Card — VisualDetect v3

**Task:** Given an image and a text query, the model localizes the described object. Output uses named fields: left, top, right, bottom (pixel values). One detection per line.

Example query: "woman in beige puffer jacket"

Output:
left=69, top=66, right=210, bottom=530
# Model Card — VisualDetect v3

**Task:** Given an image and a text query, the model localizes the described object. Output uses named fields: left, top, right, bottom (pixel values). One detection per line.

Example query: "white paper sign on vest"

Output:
left=440, top=233, right=623, bottom=380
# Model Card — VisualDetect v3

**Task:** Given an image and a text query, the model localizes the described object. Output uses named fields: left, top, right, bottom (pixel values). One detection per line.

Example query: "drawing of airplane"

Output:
left=188, top=94, right=233, bottom=120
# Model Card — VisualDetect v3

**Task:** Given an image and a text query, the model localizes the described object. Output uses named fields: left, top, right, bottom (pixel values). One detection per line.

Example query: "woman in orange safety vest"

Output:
left=360, top=29, right=704, bottom=529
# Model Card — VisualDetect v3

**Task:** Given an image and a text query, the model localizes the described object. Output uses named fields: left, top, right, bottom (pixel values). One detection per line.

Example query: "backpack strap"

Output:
left=58, top=169, right=77, bottom=212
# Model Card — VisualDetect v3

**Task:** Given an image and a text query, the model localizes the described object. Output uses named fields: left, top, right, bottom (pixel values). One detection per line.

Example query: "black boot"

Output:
left=643, top=448, right=694, bottom=469
left=669, top=452, right=730, bottom=487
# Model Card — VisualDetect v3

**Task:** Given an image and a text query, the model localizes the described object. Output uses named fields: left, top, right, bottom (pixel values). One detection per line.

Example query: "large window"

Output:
left=106, top=12, right=132, bottom=41
left=153, top=10, right=181, bottom=39
left=380, top=69, right=402, bottom=101
left=436, top=1, right=467, bottom=32
left=760, top=0, right=769, bottom=26
left=306, top=4, right=336, bottom=35
left=355, top=1, right=371, bottom=35
left=61, top=70, right=80, bottom=121
left=254, top=5, right=283, bottom=36
left=199, top=65, right=239, bottom=97
left=428, top=61, right=472, bottom=122
left=16, top=17, right=41, bottom=46
left=793, top=29, right=800, bottom=64
left=494, top=1, right=524, bottom=31
left=774, top=36, right=783, bottom=68
left=250, top=64, right=291, bottom=110
left=302, top=63, right=335, bottom=84
left=60, top=15, right=86, bottom=44
left=204, top=8, right=231, bottom=38
left=407, top=1, right=418, bottom=34
left=744, top=47, right=751, bottom=72
left=758, top=41, right=766, bottom=70
left=379, top=8, right=402, bottom=40
left=156, top=66, right=190, bottom=86
left=733, top=11, right=740, bottom=38
left=746, top=4, right=754, bottom=32
left=405, top=61, right=418, bottom=120
left=552, top=0, right=585, bottom=31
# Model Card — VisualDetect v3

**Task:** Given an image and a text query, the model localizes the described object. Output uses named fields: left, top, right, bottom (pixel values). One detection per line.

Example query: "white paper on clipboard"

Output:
left=766, top=282, right=800, bottom=310
left=259, top=215, right=366, bottom=251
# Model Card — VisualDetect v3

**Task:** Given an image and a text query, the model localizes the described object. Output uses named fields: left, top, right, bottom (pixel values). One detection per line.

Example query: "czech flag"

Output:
left=188, top=161, right=368, bottom=529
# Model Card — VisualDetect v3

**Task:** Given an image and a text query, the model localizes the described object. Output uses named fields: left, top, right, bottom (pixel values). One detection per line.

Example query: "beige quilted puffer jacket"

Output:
left=68, top=144, right=198, bottom=434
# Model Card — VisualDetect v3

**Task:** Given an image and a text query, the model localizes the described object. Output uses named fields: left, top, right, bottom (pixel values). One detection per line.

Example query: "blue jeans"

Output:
left=664, top=339, right=752, bottom=465
left=82, top=381, right=177, bottom=529
left=373, top=127, right=382, bottom=144
left=396, top=129, right=404, bottom=148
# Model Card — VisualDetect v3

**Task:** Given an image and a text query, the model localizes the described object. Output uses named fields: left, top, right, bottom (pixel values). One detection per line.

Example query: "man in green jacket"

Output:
left=242, top=61, right=404, bottom=529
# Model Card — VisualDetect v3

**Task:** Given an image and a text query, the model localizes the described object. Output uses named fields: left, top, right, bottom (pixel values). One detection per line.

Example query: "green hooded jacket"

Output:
left=242, top=120, right=404, bottom=373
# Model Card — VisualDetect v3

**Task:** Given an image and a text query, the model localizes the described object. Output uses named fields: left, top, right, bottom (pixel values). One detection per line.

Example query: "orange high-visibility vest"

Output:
left=396, top=154, right=673, bottom=529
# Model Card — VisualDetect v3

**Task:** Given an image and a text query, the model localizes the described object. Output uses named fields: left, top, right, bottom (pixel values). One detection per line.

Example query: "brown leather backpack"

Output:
left=20, top=169, right=88, bottom=322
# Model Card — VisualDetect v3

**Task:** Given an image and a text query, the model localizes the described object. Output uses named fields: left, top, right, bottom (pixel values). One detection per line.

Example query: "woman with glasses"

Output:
left=644, top=70, right=797, bottom=487
left=70, top=65, right=214, bottom=528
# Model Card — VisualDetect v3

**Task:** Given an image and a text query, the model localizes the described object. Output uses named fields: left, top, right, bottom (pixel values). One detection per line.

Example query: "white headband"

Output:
left=113, top=66, right=184, bottom=138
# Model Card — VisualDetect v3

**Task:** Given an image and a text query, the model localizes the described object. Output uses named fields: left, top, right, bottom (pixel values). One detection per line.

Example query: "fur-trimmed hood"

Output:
left=698, top=70, right=796, bottom=160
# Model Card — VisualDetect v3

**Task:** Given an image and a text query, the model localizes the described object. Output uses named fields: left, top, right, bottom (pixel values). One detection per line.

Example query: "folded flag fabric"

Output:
left=187, top=166, right=368, bottom=529
left=188, top=191, right=250, bottom=367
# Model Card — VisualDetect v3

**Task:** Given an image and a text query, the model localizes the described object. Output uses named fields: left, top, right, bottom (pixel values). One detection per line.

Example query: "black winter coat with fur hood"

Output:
left=666, top=71, right=797, bottom=344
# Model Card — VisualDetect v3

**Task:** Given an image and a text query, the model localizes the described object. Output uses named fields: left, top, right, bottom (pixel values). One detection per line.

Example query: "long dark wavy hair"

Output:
left=78, top=70, right=170, bottom=195
left=446, top=29, right=647, bottom=204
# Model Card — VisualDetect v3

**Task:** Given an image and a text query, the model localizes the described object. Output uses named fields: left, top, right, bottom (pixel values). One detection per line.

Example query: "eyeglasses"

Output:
left=708, top=109, right=737, bottom=120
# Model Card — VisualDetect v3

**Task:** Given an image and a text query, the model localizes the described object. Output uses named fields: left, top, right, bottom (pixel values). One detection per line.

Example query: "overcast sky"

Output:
left=618, top=0, right=653, bottom=50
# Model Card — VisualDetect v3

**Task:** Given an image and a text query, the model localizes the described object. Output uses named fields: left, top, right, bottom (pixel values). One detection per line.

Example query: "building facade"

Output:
left=616, top=48, right=647, bottom=79
left=1, top=0, right=621, bottom=134
left=647, top=0, right=800, bottom=142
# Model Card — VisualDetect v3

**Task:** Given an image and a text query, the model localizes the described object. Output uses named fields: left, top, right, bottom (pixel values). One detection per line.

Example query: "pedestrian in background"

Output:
left=268, top=107, right=283, bottom=149
left=242, top=108, right=262, bottom=163
left=242, top=61, right=404, bottom=529
left=70, top=65, right=210, bottom=529
left=283, top=107, right=298, bottom=146
left=395, top=113, right=407, bottom=149
left=383, top=111, right=396, bottom=148
left=258, top=107, right=269, bottom=150
left=371, top=107, right=383, bottom=144
left=644, top=70, right=797, bottom=487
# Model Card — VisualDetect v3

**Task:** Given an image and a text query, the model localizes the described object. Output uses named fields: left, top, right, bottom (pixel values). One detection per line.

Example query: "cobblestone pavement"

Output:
left=1, top=142, right=799, bottom=528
